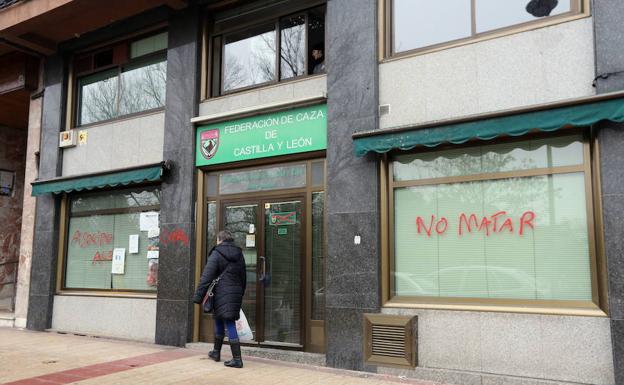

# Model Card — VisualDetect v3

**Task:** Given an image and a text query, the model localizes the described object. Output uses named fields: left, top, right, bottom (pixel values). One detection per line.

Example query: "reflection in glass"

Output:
left=119, top=59, right=167, bottom=116
left=280, top=15, right=306, bottom=80
left=71, top=187, right=160, bottom=213
left=394, top=171, right=592, bottom=301
left=264, top=201, right=302, bottom=344
left=65, top=188, right=161, bottom=292
left=206, top=202, right=217, bottom=255
left=219, top=164, right=306, bottom=195
left=311, top=192, right=325, bottom=320
left=393, top=0, right=471, bottom=53
left=476, top=0, right=571, bottom=33
left=311, top=161, right=325, bottom=186
left=393, top=135, right=583, bottom=181
left=224, top=24, right=276, bottom=91
left=224, top=204, right=258, bottom=340
left=78, top=69, right=119, bottom=125
left=130, top=32, right=168, bottom=59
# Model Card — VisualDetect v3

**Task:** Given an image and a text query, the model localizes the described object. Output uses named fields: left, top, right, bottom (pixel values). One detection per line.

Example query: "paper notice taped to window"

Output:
left=245, top=234, right=255, bottom=248
left=129, top=234, right=139, bottom=254
left=112, top=248, right=126, bottom=274
left=140, top=212, right=159, bottom=231
left=147, top=228, right=160, bottom=238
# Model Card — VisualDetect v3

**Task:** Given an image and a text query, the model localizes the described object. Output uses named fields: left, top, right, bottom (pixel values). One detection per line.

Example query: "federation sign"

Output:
left=195, top=104, right=327, bottom=166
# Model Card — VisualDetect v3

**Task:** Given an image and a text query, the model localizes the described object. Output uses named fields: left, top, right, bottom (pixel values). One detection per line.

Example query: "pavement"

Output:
left=0, top=328, right=442, bottom=385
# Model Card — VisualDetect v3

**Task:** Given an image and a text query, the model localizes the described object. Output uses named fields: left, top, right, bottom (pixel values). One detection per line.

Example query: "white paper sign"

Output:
left=147, top=250, right=159, bottom=259
left=147, top=228, right=160, bottom=238
left=140, top=212, right=159, bottom=231
left=129, top=234, right=139, bottom=254
left=245, top=234, right=256, bottom=248
left=112, top=248, right=126, bottom=274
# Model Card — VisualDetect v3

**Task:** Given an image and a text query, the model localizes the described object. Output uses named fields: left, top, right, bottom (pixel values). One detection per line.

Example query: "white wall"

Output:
left=379, top=18, right=596, bottom=129
left=62, top=111, right=165, bottom=176
left=52, top=295, right=156, bottom=342
left=381, top=308, right=614, bottom=385
left=199, top=75, right=327, bottom=117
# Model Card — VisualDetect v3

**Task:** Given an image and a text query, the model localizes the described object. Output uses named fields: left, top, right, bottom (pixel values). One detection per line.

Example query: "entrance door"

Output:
left=221, top=197, right=304, bottom=347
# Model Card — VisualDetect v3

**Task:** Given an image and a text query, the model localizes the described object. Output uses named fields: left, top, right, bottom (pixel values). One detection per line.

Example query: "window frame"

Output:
left=381, top=0, right=590, bottom=60
left=56, top=184, right=161, bottom=297
left=71, top=30, right=168, bottom=129
left=207, top=3, right=326, bottom=98
left=380, top=129, right=609, bottom=316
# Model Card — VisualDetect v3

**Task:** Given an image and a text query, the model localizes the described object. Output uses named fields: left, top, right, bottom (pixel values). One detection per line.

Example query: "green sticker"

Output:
left=278, top=227, right=288, bottom=235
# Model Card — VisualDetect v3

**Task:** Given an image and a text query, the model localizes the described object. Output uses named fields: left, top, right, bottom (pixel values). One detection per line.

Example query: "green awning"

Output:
left=354, top=94, right=624, bottom=156
left=31, top=163, right=164, bottom=196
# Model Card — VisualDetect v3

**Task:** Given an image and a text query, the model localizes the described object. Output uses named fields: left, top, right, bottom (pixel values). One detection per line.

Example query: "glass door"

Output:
left=220, top=197, right=304, bottom=347
left=262, top=199, right=303, bottom=346
left=222, top=203, right=260, bottom=342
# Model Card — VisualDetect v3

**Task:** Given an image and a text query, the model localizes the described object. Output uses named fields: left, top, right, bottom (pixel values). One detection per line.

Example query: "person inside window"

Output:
left=311, top=44, right=325, bottom=74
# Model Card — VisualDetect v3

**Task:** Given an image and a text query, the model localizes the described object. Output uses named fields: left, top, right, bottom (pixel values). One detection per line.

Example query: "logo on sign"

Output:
left=200, top=129, right=220, bottom=160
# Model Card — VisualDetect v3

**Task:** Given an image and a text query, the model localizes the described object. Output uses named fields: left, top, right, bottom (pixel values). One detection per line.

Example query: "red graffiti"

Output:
left=160, top=228, right=190, bottom=247
left=416, top=216, right=449, bottom=236
left=519, top=211, right=535, bottom=235
left=416, top=211, right=537, bottom=237
left=92, top=250, right=113, bottom=264
left=71, top=230, right=113, bottom=248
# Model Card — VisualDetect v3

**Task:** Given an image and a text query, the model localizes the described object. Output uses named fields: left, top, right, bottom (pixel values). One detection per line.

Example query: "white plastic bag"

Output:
left=236, top=309, right=253, bottom=341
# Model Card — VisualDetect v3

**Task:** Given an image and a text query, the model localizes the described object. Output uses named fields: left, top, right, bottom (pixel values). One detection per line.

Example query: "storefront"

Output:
left=351, top=93, right=623, bottom=381
left=192, top=103, right=327, bottom=353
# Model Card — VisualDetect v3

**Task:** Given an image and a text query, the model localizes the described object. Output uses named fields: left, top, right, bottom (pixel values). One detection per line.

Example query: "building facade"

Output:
left=1, top=0, right=622, bottom=384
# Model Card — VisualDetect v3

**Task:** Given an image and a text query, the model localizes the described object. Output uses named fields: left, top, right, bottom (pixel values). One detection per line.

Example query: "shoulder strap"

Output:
left=212, top=248, right=231, bottom=282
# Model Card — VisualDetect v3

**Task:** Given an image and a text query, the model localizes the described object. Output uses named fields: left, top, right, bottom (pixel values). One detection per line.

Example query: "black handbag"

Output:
left=201, top=276, right=220, bottom=313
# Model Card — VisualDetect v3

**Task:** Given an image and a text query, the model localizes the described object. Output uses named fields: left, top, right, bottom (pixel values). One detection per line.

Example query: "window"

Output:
left=211, top=5, right=325, bottom=95
left=389, top=0, right=582, bottom=55
left=63, top=187, right=160, bottom=292
left=389, top=134, right=599, bottom=306
left=75, top=31, right=168, bottom=126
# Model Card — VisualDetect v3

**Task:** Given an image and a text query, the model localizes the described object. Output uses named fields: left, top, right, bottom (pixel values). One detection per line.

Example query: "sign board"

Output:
left=270, top=212, right=297, bottom=226
left=196, top=104, right=327, bottom=166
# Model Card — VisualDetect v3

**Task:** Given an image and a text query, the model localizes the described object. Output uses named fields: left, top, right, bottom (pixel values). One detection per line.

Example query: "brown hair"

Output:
left=217, top=230, right=233, bottom=243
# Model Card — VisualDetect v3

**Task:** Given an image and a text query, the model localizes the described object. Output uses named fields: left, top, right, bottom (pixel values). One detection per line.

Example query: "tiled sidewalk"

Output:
left=0, top=328, right=442, bottom=385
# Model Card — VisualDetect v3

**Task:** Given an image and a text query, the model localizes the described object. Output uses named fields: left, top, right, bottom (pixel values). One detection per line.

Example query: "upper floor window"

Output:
left=74, top=31, right=168, bottom=126
left=210, top=5, right=325, bottom=95
left=388, top=0, right=583, bottom=56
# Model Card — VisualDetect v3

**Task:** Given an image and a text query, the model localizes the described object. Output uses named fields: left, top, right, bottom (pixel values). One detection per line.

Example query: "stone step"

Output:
left=187, top=342, right=325, bottom=367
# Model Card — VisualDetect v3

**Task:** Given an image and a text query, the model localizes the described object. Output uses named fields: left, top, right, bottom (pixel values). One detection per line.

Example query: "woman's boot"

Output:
left=208, top=335, right=224, bottom=362
left=224, top=339, right=243, bottom=368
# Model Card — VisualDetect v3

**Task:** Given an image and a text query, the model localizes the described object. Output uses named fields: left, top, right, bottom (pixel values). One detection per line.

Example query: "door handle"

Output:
left=259, top=256, right=266, bottom=281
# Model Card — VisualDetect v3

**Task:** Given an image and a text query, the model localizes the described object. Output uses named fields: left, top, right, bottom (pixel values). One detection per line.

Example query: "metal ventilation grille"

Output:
left=371, top=324, right=406, bottom=358
left=364, top=314, right=417, bottom=368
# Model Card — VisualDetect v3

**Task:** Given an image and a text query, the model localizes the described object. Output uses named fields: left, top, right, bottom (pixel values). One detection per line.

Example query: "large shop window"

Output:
left=211, top=5, right=325, bottom=95
left=389, top=0, right=583, bottom=55
left=390, top=134, right=597, bottom=304
left=75, top=31, right=168, bottom=126
left=63, top=187, right=161, bottom=292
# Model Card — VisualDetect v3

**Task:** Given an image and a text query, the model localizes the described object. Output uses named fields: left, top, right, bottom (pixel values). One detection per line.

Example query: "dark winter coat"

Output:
left=192, top=241, right=247, bottom=321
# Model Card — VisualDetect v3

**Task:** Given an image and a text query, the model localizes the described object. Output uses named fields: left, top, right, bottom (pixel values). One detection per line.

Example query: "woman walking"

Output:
left=193, top=230, right=247, bottom=368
